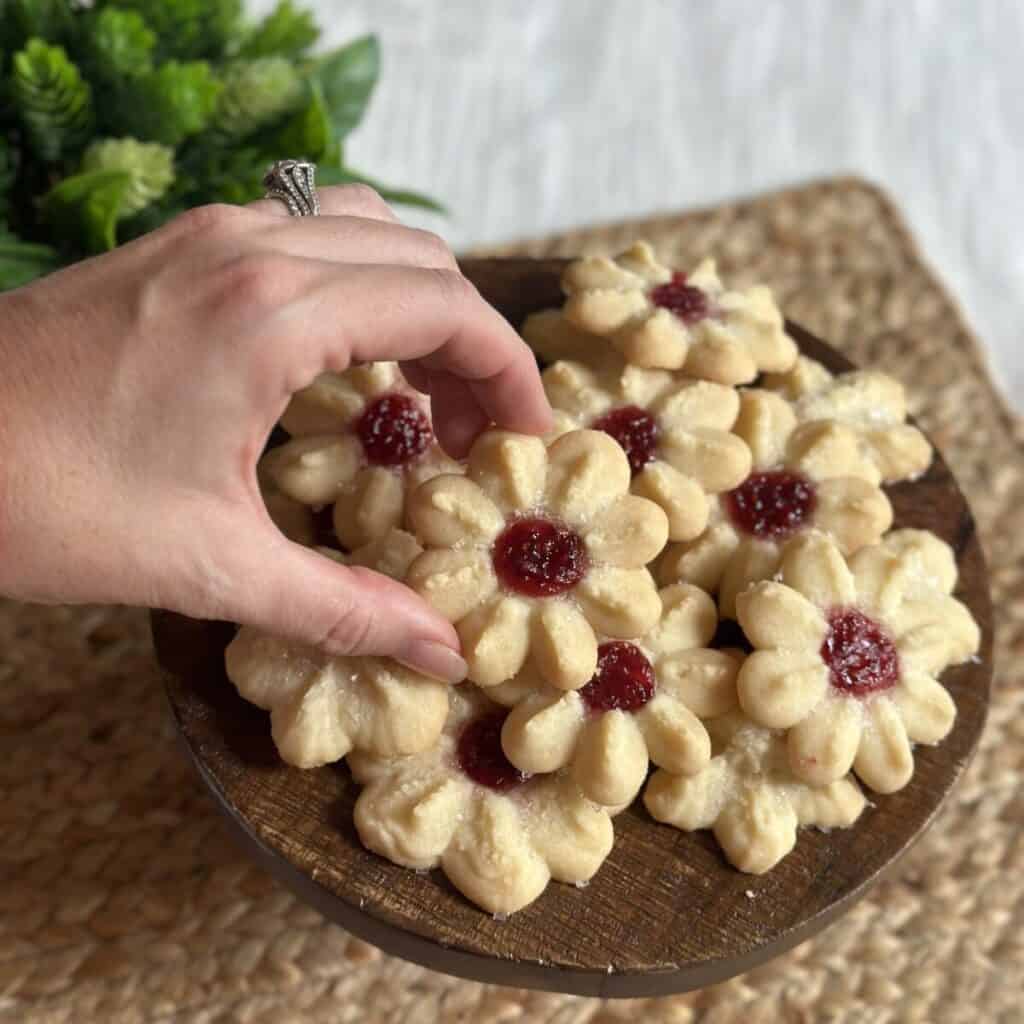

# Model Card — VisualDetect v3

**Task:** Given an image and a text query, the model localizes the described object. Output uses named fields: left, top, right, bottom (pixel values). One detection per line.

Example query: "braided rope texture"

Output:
left=1, top=178, right=1020, bottom=1023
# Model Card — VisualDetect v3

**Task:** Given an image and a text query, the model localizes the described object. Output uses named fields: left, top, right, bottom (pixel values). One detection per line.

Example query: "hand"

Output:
left=0, top=185, right=552, bottom=682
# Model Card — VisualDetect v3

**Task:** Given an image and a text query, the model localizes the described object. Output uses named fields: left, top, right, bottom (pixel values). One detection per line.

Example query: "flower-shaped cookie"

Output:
left=349, top=687, right=614, bottom=915
left=260, top=362, right=460, bottom=549
left=539, top=352, right=752, bottom=541
left=493, top=584, right=740, bottom=807
left=762, top=356, right=932, bottom=484
left=224, top=529, right=451, bottom=768
left=559, top=241, right=797, bottom=382
left=645, top=711, right=867, bottom=874
left=658, top=387, right=894, bottom=618
left=735, top=529, right=980, bottom=793
left=406, top=428, right=668, bottom=690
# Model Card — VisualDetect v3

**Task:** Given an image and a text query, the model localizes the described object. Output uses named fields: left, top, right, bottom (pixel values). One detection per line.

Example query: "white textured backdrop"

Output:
left=254, top=0, right=1024, bottom=409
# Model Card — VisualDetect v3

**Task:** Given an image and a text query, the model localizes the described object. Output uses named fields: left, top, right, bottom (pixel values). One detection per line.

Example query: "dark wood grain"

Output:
left=154, top=257, right=994, bottom=998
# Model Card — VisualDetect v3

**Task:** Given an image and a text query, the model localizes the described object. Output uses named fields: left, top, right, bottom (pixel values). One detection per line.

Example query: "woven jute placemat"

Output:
left=2, top=178, right=1021, bottom=1024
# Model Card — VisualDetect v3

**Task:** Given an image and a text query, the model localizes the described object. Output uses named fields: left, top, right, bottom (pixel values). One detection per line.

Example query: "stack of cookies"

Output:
left=226, top=242, right=980, bottom=916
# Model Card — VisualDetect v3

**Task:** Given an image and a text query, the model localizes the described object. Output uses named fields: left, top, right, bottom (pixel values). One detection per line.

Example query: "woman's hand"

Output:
left=0, top=185, right=552, bottom=682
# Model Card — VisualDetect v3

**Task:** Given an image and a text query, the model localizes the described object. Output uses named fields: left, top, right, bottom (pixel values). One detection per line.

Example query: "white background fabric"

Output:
left=260, top=0, right=1024, bottom=409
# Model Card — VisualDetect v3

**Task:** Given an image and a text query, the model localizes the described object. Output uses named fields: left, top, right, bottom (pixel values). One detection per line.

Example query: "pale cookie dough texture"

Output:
left=406, top=428, right=668, bottom=690
left=259, top=362, right=460, bottom=549
left=224, top=530, right=451, bottom=768
left=658, top=385, right=896, bottom=618
left=349, top=687, right=615, bottom=915
left=558, top=241, right=798, bottom=381
left=735, top=529, right=980, bottom=794
left=538, top=342, right=752, bottom=542
left=645, top=711, right=867, bottom=874
left=494, top=584, right=740, bottom=808
left=762, top=356, right=933, bottom=484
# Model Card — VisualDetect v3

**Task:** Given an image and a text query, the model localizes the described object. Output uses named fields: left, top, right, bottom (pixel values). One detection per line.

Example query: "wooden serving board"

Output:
left=153, top=257, right=993, bottom=999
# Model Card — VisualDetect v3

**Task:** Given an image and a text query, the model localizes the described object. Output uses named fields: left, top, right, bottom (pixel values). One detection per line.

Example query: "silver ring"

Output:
left=262, top=159, right=320, bottom=217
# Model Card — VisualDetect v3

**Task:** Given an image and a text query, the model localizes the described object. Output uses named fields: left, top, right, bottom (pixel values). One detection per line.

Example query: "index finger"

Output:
left=273, top=260, right=553, bottom=439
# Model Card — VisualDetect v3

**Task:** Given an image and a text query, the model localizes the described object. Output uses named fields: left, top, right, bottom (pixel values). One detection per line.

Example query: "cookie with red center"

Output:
left=405, top=427, right=668, bottom=691
left=659, top=387, right=893, bottom=618
left=553, top=241, right=797, bottom=382
left=258, top=362, right=461, bottom=549
left=492, top=584, right=740, bottom=808
left=349, top=687, right=614, bottom=916
left=734, top=529, right=980, bottom=793
left=532, top=344, right=752, bottom=544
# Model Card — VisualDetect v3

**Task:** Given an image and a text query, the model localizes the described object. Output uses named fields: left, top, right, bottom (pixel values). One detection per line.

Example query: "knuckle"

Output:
left=317, top=581, right=377, bottom=654
left=171, top=202, right=247, bottom=241
left=209, top=252, right=296, bottom=316
left=413, top=229, right=457, bottom=269
left=337, top=183, right=394, bottom=218
left=429, top=266, right=476, bottom=310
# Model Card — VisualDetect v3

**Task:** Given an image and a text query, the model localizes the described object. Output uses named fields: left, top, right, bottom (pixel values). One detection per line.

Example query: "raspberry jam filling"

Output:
left=579, top=641, right=656, bottom=713
left=649, top=271, right=710, bottom=324
left=492, top=517, right=589, bottom=597
left=821, top=608, right=900, bottom=698
left=724, top=470, right=817, bottom=540
left=591, top=405, right=660, bottom=475
left=355, top=393, right=432, bottom=467
left=457, top=711, right=530, bottom=790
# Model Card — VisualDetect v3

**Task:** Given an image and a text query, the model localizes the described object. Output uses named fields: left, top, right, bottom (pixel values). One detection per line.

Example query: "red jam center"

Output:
left=492, top=517, right=588, bottom=597
left=579, top=641, right=656, bottom=713
left=821, top=608, right=900, bottom=698
left=355, top=393, right=432, bottom=467
left=457, top=711, right=530, bottom=790
left=591, top=405, right=660, bottom=475
left=724, top=470, right=817, bottom=540
left=649, top=271, right=710, bottom=324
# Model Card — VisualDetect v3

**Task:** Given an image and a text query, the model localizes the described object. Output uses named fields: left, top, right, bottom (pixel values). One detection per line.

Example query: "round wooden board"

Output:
left=154, top=258, right=994, bottom=999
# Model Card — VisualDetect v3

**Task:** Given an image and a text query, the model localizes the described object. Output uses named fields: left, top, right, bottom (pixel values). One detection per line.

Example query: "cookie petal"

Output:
left=853, top=697, right=915, bottom=794
left=457, top=596, right=532, bottom=687
left=644, top=759, right=730, bottom=831
left=545, top=429, right=632, bottom=524
left=572, top=711, right=649, bottom=807
left=656, top=649, right=740, bottom=718
left=637, top=695, right=711, bottom=776
left=614, top=309, right=690, bottom=369
left=632, top=462, right=710, bottom=542
left=789, top=776, right=867, bottom=828
left=261, top=434, right=362, bottom=504
left=280, top=372, right=365, bottom=436
left=584, top=494, right=669, bottom=568
left=408, top=475, right=504, bottom=547
left=333, top=466, right=404, bottom=549
left=812, top=477, right=893, bottom=554
left=501, top=692, right=585, bottom=774
left=527, top=775, right=614, bottom=884
left=646, top=583, right=718, bottom=656
left=862, top=424, right=932, bottom=482
left=531, top=601, right=599, bottom=690
left=892, top=671, right=956, bottom=745
left=787, top=696, right=863, bottom=786
left=780, top=531, right=858, bottom=609
left=270, top=674, right=352, bottom=768
left=657, top=522, right=740, bottom=593
left=713, top=785, right=799, bottom=874
left=406, top=549, right=497, bottom=622
left=659, top=428, right=752, bottom=493
left=738, top=650, right=829, bottom=730
left=736, top=581, right=828, bottom=650
left=732, top=389, right=797, bottom=469
left=468, top=431, right=547, bottom=513
left=576, top=566, right=662, bottom=637
left=654, top=380, right=741, bottom=433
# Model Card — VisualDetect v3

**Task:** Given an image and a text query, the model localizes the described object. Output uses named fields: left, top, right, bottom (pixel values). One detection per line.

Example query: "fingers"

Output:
left=251, top=215, right=458, bottom=270
left=248, top=182, right=400, bottom=222
left=277, top=261, right=552, bottom=438
left=225, top=529, right=468, bottom=682
left=404, top=366, right=491, bottom=457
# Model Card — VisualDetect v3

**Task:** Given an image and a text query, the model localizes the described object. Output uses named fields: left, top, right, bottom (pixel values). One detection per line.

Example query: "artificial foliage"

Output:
left=0, top=0, right=441, bottom=291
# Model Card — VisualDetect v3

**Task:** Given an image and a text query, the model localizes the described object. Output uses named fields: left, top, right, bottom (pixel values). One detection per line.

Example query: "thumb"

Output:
left=219, top=531, right=468, bottom=683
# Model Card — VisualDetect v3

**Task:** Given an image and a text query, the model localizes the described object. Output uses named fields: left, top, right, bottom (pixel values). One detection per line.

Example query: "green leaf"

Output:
left=273, top=82, right=331, bottom=160
left=81, top=137, right=175, bottom=216
left=317, top=165, right=447, bottom=214
left=42, top=168, right=134, bottom=252
left=79, top=8, right=157, bottom=84
left=308, top=34, right=379, bottom=141
left=238, top=0, right=318, bottom=60
left=105, top=0, right=243, bottom=61
left=0, top=225, right=61, bottom=290
left=11, top=40, right=95, bottom=162
left=118, top=60, right=222, bottom=146
left=3, top=0, right=75, bottom=51
left=209, top=58, right=303, bottom=144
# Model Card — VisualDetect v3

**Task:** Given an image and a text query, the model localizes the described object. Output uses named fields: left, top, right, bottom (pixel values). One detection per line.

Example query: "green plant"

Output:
left=0, top=0, right=442, bottom=291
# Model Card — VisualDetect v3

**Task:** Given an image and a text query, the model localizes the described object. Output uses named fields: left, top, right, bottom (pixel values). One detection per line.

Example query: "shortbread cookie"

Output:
left=406, top=428, right=667, bottom=690
left=539, top=349, right=751, bottom=542
left=558, top=242, right=797, bottom=381
left=494, top=584, right=739, bottom=808
left=659, top=387, right=893, bottom=617
left=645, top=711, right=867, bottom=874
left=260, top=362, right=460, bottom=549
left=735, top=530, right=980, bottom=793
left=260, top=483, right=315, bottom=545
left=762, top=356, right=932, bottom=484
left=224, top=529, right=450, bottom=768
left=349, top=687, right=614, bottom=915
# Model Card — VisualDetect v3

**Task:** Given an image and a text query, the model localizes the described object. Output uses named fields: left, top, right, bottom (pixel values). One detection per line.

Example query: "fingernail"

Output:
left=397, top=640, right=468, bottom=684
